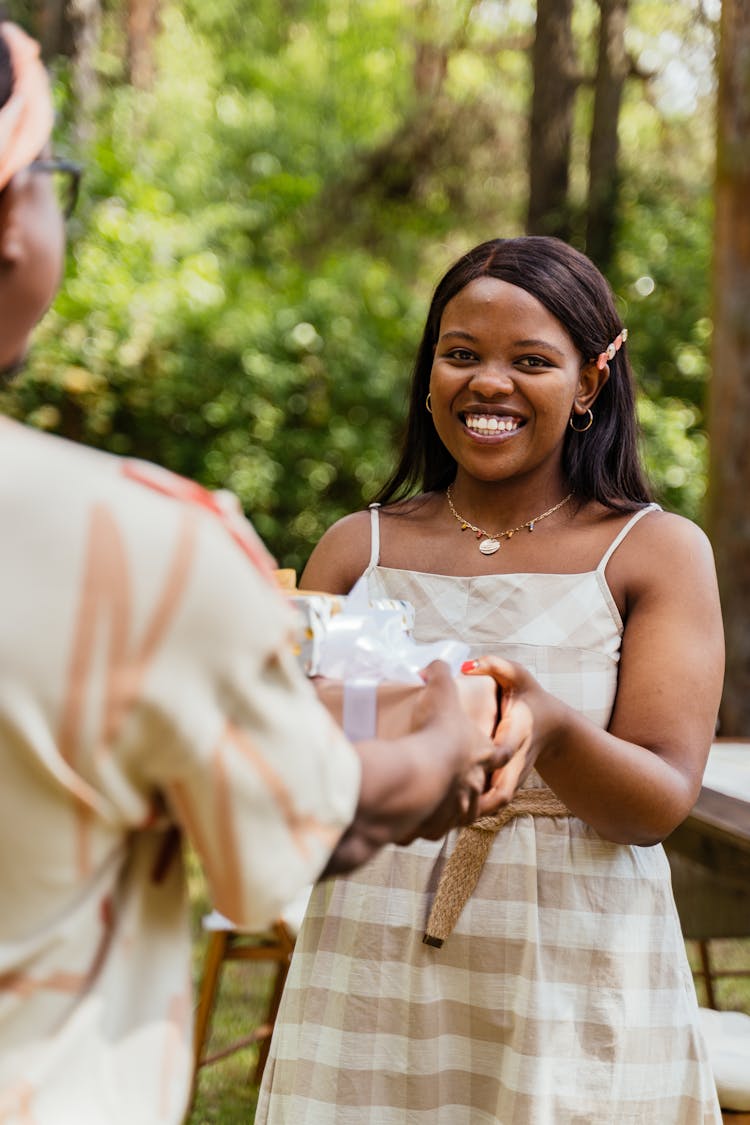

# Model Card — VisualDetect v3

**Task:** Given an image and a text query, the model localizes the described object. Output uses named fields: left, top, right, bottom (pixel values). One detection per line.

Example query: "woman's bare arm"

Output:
left=470, top=512, right=724, bottom=844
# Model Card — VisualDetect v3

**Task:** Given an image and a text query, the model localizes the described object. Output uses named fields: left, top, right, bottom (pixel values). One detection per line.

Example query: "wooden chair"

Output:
left=192, top=915, right=296, bottom=1090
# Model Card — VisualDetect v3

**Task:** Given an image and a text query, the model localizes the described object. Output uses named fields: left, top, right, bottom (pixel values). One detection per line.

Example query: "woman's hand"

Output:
left=404, top=661, right=497, bottom=838
left=324, top=661, right=498, bottom=872
left=462, top=656, right=561, bottom=817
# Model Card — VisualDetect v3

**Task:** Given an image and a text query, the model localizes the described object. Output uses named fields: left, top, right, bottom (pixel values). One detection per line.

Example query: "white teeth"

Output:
left=464, top=414, right=520, bottom=435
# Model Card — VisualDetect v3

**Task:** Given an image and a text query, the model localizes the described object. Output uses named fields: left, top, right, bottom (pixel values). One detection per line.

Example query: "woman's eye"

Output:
left=446, top=348, right=475, bottom=361
left=518, top=355, right=551, bottom=369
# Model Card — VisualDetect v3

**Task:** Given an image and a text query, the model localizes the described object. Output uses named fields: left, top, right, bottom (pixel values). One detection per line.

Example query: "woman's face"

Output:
left=0, top=161, right=65, bottom=374
left=429, top=276, right=598, bottom=487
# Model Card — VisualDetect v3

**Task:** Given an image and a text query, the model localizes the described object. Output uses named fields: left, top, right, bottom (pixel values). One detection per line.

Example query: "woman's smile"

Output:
left=460, top=410, right=524, bottom=440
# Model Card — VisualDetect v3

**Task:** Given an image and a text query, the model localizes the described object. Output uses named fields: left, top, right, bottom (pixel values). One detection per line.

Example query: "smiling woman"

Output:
left=256, top=235, right=726, bottom=1125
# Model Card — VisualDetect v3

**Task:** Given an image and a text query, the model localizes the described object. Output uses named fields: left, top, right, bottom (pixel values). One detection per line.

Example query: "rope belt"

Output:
left=423, top=788, right=572, bottom=948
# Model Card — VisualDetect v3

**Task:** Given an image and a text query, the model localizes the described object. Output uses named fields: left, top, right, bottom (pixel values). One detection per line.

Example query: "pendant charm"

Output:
left=479, top=537, right=501, bottom=555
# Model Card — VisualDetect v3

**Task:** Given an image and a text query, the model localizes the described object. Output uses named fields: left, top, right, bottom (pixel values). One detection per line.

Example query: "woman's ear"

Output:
left=573, top=358, right=609, bottom=414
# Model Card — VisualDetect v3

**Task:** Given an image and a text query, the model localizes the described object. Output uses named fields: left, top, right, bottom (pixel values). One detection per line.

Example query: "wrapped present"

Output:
left=288, top=591, right=348, bottom=677
left=315, top=673, right=498, bottom=742
left=289, top=577, right=417, bottom=678
left=288, top=576, right=458, bottom=680
left=287, top=576, right=497, bottom=740
left=274, top=568, right=298, bottom=592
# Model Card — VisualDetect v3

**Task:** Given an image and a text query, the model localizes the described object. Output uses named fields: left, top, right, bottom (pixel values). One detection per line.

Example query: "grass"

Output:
left=185, top=852, right=750, bottom=1124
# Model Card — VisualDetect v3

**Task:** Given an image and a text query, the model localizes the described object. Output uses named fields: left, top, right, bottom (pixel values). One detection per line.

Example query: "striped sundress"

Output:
left=256, top=504, right=721, bottom=1124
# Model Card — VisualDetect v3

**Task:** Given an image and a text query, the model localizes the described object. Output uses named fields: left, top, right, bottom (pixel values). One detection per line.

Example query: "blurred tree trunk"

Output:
left=34, top=0, right=75, bottom=59
left=527, top=0, right=578, bottom=240
left=126, top=0, right=159, bottom=89
left=586, top=0, right=629, bottom=270
left=68, top=0, right=100, bottom=146
left=708, top=0, right=750, bottom=736
left=27, top=0, right=100, bottom=142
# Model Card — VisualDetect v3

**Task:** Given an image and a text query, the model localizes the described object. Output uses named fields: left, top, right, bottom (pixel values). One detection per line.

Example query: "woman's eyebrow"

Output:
left=438, top=329, right=478, bottom=343
left=438, top=331, right=567, bottom=358
left=514, top=338, right=566, bottom=357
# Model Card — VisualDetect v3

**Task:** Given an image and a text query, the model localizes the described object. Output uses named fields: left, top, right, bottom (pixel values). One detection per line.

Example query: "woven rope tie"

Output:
left=423, top=788, right=572, bottom=948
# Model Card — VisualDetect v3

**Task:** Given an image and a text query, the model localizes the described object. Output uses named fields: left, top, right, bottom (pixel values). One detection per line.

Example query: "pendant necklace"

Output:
left=445, top=485, right=573, bottom=555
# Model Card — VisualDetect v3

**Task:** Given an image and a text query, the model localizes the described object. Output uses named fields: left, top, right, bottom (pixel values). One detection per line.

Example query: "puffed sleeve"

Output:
left=113, top=484, right=361, bottom=930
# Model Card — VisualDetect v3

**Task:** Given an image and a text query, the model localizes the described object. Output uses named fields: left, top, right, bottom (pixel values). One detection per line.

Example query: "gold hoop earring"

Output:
left=425, top=393, right=433, bottom=415
left=569, top=408, right=593, bottom=433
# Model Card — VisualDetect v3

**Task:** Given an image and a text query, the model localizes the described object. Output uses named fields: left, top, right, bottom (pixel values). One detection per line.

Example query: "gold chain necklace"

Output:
left=445, top=485, right=573, bottom=555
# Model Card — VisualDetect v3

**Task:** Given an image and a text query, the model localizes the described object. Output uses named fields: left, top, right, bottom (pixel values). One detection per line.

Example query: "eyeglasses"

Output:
left=28, top=157, right=82, bottom=219
left=0, top=354, right=26, bottom=382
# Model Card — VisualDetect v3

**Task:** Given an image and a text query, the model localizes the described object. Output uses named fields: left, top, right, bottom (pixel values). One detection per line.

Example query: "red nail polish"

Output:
left=461, top=660, right=478, bottom=673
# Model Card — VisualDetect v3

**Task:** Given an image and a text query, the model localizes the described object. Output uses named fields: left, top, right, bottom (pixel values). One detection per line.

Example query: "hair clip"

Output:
left=596, top=327, right=628, bottom=371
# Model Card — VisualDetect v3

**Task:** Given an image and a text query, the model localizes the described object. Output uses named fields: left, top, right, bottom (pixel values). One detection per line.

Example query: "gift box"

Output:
left=283, top=574, right=497, bottom=740
left=289, top=589, right=415, bottom=678
left=314, top=673, right=498, bottom=742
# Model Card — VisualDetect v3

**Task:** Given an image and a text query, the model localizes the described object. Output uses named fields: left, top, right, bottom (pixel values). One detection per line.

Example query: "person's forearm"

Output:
left=320, top=730, right=463, bottom=877
left=536, top=703, right=700, bottom=845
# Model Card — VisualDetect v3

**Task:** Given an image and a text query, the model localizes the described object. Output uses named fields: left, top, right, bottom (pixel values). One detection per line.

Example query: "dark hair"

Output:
left=0, top=5, right=15, bottom=111
left=376, top=236, right=652, bottom=511
left=0, top=27, right=13, bottom=110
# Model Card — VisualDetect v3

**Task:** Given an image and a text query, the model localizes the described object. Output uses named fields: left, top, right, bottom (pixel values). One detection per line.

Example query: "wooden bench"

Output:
left=665, top=741, right=750, bottom=1117
left=665, top=740, right=750, bottom=1006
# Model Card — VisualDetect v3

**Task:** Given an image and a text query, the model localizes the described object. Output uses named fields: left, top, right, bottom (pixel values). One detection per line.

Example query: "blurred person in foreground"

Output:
left=0, top=23, right=505, bottom=1124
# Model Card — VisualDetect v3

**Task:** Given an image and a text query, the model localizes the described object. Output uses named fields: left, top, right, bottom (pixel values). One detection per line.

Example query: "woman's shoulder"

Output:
left=580, top=500, right=710, bottom=551
left=300, top=509, right=374, bottom=594
left=300, top=494, right=442, bottom=592
left=610, top=504, right=714, bottom=559
left=602, top=504, right=718, bottom=604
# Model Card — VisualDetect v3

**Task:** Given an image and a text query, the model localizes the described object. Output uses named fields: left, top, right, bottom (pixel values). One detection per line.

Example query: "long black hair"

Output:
left=0, top=21, right=13, bottom=110
left=375, top=236, right=652, bottom=511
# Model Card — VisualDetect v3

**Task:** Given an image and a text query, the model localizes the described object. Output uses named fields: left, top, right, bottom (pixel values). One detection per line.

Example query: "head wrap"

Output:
left=0, top=22, right=54, bottom=192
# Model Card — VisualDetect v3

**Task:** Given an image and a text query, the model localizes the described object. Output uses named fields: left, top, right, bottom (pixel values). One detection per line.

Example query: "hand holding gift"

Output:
left=462, top=654, right=552, bottom=816
left=286, top=577, right=505, bottom=860
left=320, top=658, right=500, bottom=875
left=390, top=662, right=509, bottom=844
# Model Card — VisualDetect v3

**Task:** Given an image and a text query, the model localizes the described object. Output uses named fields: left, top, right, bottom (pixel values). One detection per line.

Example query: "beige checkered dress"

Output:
left=257, top=505, right=721, bottom=1124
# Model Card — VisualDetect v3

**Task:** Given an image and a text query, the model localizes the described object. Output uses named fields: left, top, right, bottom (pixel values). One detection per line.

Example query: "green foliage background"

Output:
left=2, top=0, right=717, bottom=573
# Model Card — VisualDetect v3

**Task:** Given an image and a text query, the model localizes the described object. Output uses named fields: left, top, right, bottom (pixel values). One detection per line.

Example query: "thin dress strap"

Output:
left=362, top=503, right=381, bottom=576
left=597, top=503, right=661, bottom=572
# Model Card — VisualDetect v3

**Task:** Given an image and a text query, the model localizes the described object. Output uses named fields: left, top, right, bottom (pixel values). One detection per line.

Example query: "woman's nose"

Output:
left=468, top=361, right=515, bottom=396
